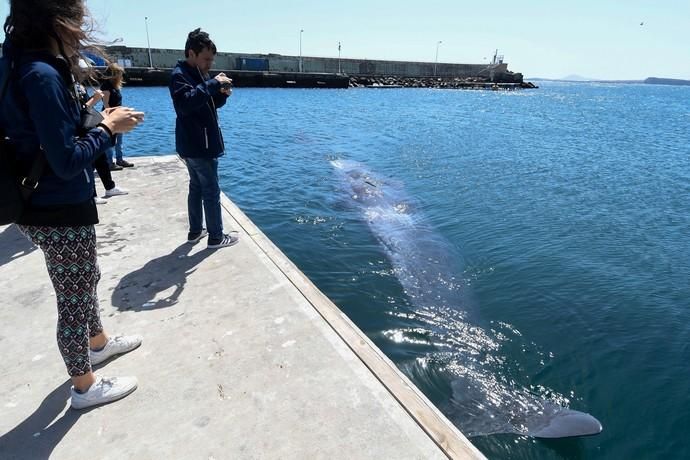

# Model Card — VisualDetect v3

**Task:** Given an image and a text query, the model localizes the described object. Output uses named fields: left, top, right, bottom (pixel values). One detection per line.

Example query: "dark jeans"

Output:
left=93, top=152, right=115, bottom=191
left=184, top=157, right=223, bottom=240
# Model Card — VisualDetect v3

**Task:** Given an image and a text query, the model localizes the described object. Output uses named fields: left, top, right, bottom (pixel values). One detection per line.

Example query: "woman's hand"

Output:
left=85, top=90, right=104, bottom=108
left=101, top=90, right=111, bottom=109
left=100, top=106, right=145, bottom=134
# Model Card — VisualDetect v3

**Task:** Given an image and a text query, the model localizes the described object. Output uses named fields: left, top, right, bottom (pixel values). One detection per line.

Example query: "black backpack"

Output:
left=0, top=58, right=46, bottom=225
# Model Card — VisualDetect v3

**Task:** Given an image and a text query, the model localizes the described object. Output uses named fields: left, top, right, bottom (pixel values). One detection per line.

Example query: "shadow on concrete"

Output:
left=0, top=225, right=37, bottom=267
left=111, top=242, right=214, bottom=312
left=0, top=381, right=79, bottom=460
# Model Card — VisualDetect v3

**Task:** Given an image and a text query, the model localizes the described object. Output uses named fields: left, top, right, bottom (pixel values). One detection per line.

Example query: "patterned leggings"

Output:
left=19, top=225, right=104, bottom=377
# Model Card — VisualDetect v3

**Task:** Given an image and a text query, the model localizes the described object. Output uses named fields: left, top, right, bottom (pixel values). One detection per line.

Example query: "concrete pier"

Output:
left=104, top=45, right=510, bottom=79
left=0, top=156, right=484, bottom=459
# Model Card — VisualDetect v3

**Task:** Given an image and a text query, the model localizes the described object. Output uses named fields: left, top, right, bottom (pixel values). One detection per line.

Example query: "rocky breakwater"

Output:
left=350, top=74, right=538, bottom=90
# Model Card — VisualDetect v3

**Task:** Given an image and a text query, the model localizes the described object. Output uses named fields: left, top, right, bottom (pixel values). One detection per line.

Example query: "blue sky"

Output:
left=1, top=0, right=688, bottom=79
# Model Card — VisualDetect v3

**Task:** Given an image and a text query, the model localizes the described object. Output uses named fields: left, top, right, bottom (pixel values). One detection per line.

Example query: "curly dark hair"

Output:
left=184, top=28, right=217, bottom=58
left=3, top=0, right=103, bottom=75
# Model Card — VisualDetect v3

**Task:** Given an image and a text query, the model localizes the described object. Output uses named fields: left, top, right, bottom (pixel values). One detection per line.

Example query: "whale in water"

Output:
left=332, top=159, right=602, bottom=439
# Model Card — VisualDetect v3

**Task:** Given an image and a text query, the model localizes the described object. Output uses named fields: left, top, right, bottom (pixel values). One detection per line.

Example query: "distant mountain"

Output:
left=527, top=76, right=689, bottom=86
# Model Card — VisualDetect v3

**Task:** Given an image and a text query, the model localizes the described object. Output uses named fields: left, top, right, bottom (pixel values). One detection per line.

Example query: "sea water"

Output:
left=120, top=82, right=690, bottom=459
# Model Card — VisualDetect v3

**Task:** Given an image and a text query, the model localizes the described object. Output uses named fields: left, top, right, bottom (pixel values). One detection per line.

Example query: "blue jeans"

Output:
left=184, top=157, right=223, bottom=240
left=106, top=134, right=123, bottom=163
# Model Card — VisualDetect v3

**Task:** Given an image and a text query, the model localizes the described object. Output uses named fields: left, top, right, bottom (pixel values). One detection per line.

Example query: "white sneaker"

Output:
left=71, top=375, right=138, bottom=409
left=104, top=186, right=129, bottom=197
left=90, top=335, right=143, bottom=365
left=94, top=197, right=108, bottom=204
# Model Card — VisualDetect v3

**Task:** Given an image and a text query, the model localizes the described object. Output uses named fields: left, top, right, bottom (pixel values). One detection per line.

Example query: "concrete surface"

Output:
left=0, top=156, right=484, bottom=460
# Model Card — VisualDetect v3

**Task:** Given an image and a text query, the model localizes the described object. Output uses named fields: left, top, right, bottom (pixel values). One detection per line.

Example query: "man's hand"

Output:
left=214, top=72, right=232, bottom=85
left=214, top=72, right=233, bottom=96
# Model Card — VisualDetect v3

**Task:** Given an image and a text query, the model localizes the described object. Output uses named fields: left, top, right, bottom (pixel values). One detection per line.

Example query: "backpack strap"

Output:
left=18, top=150, right=46, bottom=199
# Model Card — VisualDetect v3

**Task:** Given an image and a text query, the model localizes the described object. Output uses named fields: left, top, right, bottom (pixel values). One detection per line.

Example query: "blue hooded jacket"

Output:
left=0, top=40, right=112, bottom=210
left=169, top=60, right=228, bottom=158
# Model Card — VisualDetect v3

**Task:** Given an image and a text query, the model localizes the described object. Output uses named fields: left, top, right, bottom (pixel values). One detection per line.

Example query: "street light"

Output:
left=145, top=16, right=153, bottom=68
left=434, top=40, right=442, bottom=76
left=299, top=29, right=304, bottom=72
left=338, top=41, right=342, bottom=74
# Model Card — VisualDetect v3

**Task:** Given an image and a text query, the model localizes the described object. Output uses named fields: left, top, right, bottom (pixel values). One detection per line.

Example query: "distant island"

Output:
left=643, top=77, right=690, bottom=86
left=528, top=76, right=690, bottom=87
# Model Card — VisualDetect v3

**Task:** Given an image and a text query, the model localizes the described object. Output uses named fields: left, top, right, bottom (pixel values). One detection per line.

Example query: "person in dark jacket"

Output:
left=169, top=28, right=238, bottom=249
left=0, top=0, right=144, bottom=409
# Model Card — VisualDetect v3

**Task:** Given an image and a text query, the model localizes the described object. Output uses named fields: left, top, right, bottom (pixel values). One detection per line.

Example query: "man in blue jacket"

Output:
left=170, top=28, right=237, bottom=249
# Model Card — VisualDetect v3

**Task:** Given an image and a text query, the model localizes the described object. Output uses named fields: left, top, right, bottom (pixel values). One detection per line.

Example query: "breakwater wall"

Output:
left=116, top=68, right=534, bottom=90
left=105, top=46, right=521, bottom=81
left=121, top=67, right=350, bottom=88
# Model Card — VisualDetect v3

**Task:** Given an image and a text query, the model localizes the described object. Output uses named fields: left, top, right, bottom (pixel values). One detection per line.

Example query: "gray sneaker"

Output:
left=90, top=335, right=143, bottom=365
left=207, top=232, right=239, bottom=249
left=71, top=375, right=138, bottom=409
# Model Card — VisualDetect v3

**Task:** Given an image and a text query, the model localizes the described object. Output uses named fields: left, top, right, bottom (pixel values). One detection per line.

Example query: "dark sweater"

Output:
left=0, top=39, right=112, bottom=225
left=169, top=60, right=228, bottom=158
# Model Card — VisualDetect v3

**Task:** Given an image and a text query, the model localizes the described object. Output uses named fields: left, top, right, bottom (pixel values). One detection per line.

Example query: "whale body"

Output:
left=332, top=159, right=602, bottom=439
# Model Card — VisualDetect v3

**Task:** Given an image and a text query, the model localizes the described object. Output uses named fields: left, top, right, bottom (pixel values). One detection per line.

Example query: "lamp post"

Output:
left=299, top=29, right=304, bottom=72
left=338, top=41, right=342, bottom=74
left=145, top=16, right=153, bottom=68
left=434, top=40, right=442, bottom=76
